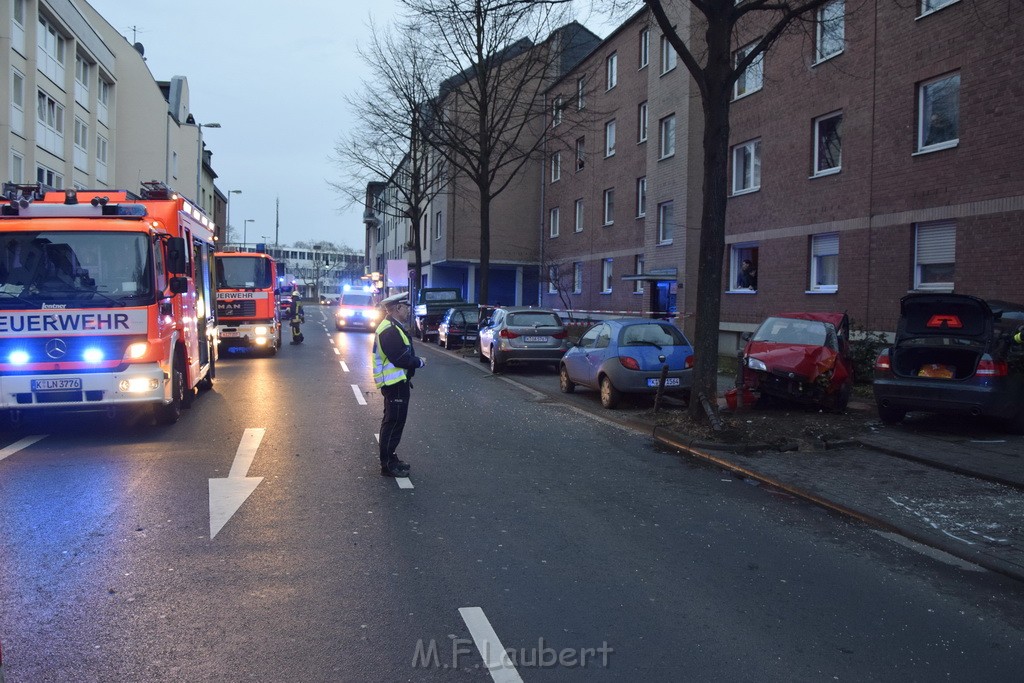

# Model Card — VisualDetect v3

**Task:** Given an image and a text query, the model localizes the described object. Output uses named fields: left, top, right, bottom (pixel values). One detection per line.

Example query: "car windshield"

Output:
left=620, top=323, right=688, bottom=347
left=0, top=231, right=154, bottom=308
left=341, top=294, right=373, bottom=307
left=508, top=312, right=561, bottom=327
left=216, top=255, right=273, bottom=289
left=753, top=317, right=832, bottom=347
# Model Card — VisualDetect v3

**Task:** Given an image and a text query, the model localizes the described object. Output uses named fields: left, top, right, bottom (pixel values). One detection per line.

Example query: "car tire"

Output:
left=559, top=365, right=576, bottom=393
left=155, top=360, right=184, bottom=425
left=877, top=404, right=906, bottom=425
left=600, top=376, right=621, bottom=409
left=198, top=347, right=215, bottom=391
left=825, top=384, right=851, bottom=413
left=489, top=347, right=504, bottom=374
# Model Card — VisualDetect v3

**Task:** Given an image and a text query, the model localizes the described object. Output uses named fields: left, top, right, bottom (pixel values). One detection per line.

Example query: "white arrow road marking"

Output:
left=351, top=384, right=367, bottom=405
left=458, top=607, right=523, bottom=683
left=339, top=360, right=348, bottom=371
left=0, top=435, right=47, bottom=462
left=209, top=428, right=266, bottom=539
left=374, top=433, right=413, bottom=488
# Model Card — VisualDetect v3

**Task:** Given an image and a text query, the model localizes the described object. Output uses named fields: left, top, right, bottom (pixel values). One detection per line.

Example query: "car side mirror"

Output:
left=566, top=341, right=576, bottom=349
left=166, top=237, right=188, bottom=275
left=168, top=276, right=188, bottom=295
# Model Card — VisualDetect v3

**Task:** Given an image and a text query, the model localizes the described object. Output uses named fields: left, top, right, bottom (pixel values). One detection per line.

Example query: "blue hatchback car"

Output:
left=559, top=318, right=694, bottom=408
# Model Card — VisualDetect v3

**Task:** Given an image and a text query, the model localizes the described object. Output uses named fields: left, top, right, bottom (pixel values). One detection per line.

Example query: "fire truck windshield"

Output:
left=0, top=231, right=154, bottom=308
left=216, top=255, right=273, bottom=289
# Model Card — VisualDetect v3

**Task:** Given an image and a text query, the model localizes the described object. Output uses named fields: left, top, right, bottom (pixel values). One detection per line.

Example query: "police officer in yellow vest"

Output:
left=373, top=292, right=425, bottom=477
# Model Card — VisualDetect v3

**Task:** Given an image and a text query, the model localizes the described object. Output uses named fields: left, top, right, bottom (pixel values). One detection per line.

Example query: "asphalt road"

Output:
left=1, top=306, right=1022, bottom=681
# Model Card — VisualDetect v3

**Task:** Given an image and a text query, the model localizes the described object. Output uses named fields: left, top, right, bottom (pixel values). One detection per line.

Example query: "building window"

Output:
left=815, top=0, right=845, bottom=62
left=810, top=233, right=839, bottom=292
left=813, top=112, right=842, bottom=176
left=576, top=76, right=586, bottom=110
left=659, top=114, right=675, bottom=159
left=98, top=79, right=111, bottom=124
left=573, top=262, right=582, bottom=294
left=73, top=117, right=88, bottom=170
left=548, top=266, right=558, bottom=294
left=11, top=0, right=25, bottom=53
left=920, top=0, right=958, bottom=16
left=549, top=206, right=560, bottom=238
left=96, top=134, right=107, bottom=182
left=434, top=210, right=443, bottom=239
left=37, top=16, right=67, bottom=84
left=731, top=139, right=761, bottom=194
left=639, top=28, right=650, bottom=69
left=605, top=119, right=616, bottom=157
left=915, top=221, right=955, bottom=290
left=730, top=244, right=759, bottom=291
left=657, top=200, right=674, bottom=244
left=603, top=188, right=615, bottom=226
left=575, top=137, right=585, bottom=171
left=11, top=152, right=23, bottom=183
left=606, top=52, right=618, bottom=90
left=36, top=89, right=65, bottom=156
left=551, top=151, right=561, bottom=182
left=634, top=255, right=645, bottom=294
left=636, top=177, right=647, bottom=217
left=733, top=41, right=763, bottom=99
left=552, top=95, right=563, bottom=126
left=601, top=259, right=613, bottom=293
left=75, top=55, right=90, bottom=107
left=10, top=68, right=25, bottom=137
left=917, top=72, right=960, bottom=152
left=36, top=164, right=63, bottom=189
left=575, top=199, right=584, bottom=232
left=660, top=35, right=677, bottom=74
left=638, top=101, right=648, bottom=142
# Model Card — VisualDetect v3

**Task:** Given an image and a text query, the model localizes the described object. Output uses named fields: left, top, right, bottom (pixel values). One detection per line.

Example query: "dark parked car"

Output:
left=437, top=306, right=480, bottom=349
left=478, top=307, right=568, bottom=373
left=873, top=294, right=1024, bottom=431
left=560, top=318, right=694, bottom=409
left=739, top=312, right=854, bottom=411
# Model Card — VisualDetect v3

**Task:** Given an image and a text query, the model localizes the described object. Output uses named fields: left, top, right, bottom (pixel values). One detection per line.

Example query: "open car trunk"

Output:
left=891, top=294, right=992, bottom=379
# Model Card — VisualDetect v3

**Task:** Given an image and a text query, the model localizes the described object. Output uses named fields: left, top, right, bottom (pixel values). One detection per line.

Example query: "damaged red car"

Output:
left=739, top=312, right=854, bottom=411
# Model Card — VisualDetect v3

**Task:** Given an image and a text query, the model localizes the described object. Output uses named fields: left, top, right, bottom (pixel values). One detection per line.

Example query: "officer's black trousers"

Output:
left=379, top=380, right=410, bottom=467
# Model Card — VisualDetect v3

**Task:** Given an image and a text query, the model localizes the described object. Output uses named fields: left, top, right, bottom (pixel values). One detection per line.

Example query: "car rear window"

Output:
left=448, top=309, right=479, bottom=322
left=620, top=323, right=688, bottom=347
left=508, top=312, right=562, bottom=327
left=753, top=317, right=829, bottom=346
left=341, top=294, right=374, bottom=307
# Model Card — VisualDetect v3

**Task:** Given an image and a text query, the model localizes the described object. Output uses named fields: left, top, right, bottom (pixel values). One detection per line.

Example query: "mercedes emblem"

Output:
left=45, top=338, right=68, bottom=360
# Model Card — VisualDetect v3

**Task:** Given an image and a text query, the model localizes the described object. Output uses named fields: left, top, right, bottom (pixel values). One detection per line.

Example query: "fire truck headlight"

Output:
left=254, top=326, right=269, bottom=336
left=125, top=343, right=149, bottom=360
left=8, top=350, right=30, bottom=365
left=119, top=377, right=159, bottom=393
left=83, top=348, right=105, bottom=363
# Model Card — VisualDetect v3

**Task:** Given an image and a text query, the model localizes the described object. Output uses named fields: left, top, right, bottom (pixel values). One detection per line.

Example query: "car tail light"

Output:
left=874, top=349, right=891, bottom=372
left=619, top=356, right=641, bottom=371
left=976, top=357, right=1008, bottom=377
left=684, top=355, right=694, bottom=369
left=499, top=329, right=519, bottom=339
left=552, top=331, right=568, bottom=339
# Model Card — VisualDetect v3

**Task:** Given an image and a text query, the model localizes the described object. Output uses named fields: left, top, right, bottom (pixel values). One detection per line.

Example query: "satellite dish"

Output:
left=133, top=42, right=145, bottom=56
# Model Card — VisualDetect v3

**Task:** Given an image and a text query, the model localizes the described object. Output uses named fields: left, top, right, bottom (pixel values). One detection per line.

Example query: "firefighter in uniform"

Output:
left=372, top=292, right=425, bottom=477
left=290, top=298, right=304, bottom=344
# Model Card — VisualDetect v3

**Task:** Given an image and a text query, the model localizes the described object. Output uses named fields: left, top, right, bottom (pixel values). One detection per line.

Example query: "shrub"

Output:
left=848, top=320, right=890, bottom=384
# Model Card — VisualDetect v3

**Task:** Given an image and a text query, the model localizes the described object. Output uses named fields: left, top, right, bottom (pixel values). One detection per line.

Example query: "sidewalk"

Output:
left=652, top=376, right=1024, bottom=581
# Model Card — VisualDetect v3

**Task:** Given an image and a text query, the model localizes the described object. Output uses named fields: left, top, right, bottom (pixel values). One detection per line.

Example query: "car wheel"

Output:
left=489, top=347, right=504, bottom=374
left=198, top=347, right=215, bottom=391
left=600, top=376, right=621, bottom=409
left=559, top=365, right=576, bottom=393
left=155, top=360, right=184, bottom=425
left=877, top=404, right=906, bottom=425
left=825, top=384, right=851, bottom=413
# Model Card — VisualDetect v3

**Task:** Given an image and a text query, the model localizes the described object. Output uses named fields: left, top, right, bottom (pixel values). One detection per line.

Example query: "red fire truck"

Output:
left=214, top=250, right=282, bottom=355
left=0, top=182, right=218, bottom=425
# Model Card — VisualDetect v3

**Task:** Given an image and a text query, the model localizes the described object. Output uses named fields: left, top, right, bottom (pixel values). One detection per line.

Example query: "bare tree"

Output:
left=402, top=0, right=580, bottom=305
left=330, top=19, right=447, bottom=300
left=540, top=258, right=578, bottom=319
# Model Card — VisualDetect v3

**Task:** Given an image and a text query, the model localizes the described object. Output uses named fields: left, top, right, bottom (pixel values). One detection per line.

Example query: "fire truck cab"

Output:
left=0, top=182, right=218, bottom=425
left=214, top=250, right=282, bottom=355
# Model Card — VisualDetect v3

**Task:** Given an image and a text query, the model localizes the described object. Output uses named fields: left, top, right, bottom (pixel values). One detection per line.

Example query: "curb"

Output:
left=653, top=427, right=1024, bottom=584
left=852, top=436, right=1024, bottom=492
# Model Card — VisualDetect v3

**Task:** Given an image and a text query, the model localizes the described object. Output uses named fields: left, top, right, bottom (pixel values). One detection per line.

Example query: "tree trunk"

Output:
left=478, top=191, right=491, bottom=305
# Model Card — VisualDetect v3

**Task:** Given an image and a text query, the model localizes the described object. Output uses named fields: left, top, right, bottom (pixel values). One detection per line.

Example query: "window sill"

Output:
left=812, top=50, right=843, bottom=67
left=912, top=286, right=954, bottom=294
left=727, top=289, right=757, bottom=294
left=658, top=153, right=675, bottom=161
left=917, top=0, right=960, bottom=20
left=805, top=288, right=837, bottom=294
left=636, top=214, right=646, bottom=220
left=810, top=167, right=841, bottom=179
left=603, top=222, right=614, bottom=227
left=731, top=88, right=762, bottom=103
left=657, top=239, right=673, bottom=247
left=730, top=187, right=760, bottom=197
left=660, top=66, right=676, bottom=77
left=600, top=290, right=613, bottom=295
left=913, top=140, right=959, bottom=155
left=605, top=152, right=615, bottom=158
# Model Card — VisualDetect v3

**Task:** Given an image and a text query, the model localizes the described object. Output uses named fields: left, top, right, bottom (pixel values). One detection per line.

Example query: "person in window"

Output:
left=738, top=259, right=758, bottom=290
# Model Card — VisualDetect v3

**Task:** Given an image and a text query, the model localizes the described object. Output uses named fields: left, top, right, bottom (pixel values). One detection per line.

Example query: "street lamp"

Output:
left=244, top=219, right=256, bottom=252
left=195, top=122, right=221, bottom=209
left=227, top=189, right=242, bottom=247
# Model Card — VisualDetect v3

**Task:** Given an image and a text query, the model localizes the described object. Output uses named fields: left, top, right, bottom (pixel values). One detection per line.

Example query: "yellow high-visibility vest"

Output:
left=372, top=318, right=411, bottom=388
